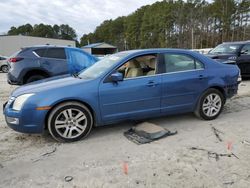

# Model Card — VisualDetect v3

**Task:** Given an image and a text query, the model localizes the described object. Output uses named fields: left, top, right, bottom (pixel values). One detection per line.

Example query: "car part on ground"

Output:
left=3, top=49, right=240, bottom=142
left=124, top=122, right=177, bottom=144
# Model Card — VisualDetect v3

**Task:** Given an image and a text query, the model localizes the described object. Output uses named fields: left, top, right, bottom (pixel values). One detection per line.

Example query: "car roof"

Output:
left=222, top=41, right=250, bottom=45
left=21, top=45, right=78, bottom=50
left=116, top=48, right=196, bottom=55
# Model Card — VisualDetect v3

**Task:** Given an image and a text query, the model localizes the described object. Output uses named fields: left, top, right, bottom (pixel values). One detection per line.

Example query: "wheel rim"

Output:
left=2, top=66, right=8, bottom=72
left=54, top=108, right=87, bottom=139
left=202, top=93, right=222, bottom=117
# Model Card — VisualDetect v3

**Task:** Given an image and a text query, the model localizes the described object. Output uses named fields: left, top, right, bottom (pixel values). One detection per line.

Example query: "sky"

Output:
left=0, top=0, right=160, bottom=38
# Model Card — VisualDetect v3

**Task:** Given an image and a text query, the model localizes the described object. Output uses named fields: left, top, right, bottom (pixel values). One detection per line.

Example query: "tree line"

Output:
left=6, top=0, right=250, bottom=50
left=7, top=23, right=79, bottom=45
left=80, top=0, right=250, bottom=50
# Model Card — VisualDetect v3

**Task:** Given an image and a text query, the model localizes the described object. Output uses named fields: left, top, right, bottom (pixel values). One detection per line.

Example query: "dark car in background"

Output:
left=0, top=55, right=9, bottom=73
left=7, top=46, right=98, bottom=85
left=207, top=41, right=250, bottom=77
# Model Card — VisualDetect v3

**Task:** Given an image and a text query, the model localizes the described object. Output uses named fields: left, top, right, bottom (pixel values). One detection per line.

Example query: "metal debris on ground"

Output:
left=189, top=147, right=239, bottom=161
left=41, top=147, right=57, bottom=157
left=223, top=181, right=234, bottom=185
left=211, top=126, right=224, bottom=142
left=64, top=176, right=73, bottom=182
left=241, top=140, right=250, bottom=146
left=32, top=147, right=57, bottom=162
left=124, top=122, right=177, bottom=145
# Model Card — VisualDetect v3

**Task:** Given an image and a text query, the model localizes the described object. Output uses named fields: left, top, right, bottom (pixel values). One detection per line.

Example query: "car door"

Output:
left=99, top=54, right=161, bottom=123
left=160, top=53, right=207, bottom=114
left=40, top=48, right=68, bottom=75
left=237, top=44, right=250, bottom=76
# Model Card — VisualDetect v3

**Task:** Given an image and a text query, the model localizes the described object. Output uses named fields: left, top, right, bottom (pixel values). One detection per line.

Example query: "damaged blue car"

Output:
left=3, top=49, right=241, bottom=142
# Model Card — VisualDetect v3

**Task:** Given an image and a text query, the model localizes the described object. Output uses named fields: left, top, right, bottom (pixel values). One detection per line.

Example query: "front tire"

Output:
left=195, top=88, right=225, bottom=120
left=25, top=75, right=45, bottom=84
left=48, top=102, right=93, bottom=142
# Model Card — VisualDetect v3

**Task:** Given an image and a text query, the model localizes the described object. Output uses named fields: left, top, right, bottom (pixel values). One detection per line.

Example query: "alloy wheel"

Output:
left=54, top=108, right=88, bottom=139
left=202, top=93, right=222, bottom=117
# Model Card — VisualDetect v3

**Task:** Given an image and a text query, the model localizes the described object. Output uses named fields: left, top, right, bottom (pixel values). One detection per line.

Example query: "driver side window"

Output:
left=117, top=55, right=157, bottom=79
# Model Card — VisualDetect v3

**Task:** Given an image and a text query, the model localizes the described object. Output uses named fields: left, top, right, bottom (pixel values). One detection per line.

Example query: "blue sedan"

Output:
left=3, top=49, right=241, bottom=142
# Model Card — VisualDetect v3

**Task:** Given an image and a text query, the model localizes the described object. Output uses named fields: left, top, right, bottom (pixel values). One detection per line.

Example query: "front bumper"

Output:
left=3, top=102, right=47, bottom=134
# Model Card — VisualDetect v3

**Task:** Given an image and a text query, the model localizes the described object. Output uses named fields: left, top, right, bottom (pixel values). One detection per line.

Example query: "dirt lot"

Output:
left=0, top=72, right=250, bottom=188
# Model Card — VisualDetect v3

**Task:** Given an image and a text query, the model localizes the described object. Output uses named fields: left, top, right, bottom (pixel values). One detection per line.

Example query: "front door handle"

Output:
left=147, top=81, right=158, bottom=87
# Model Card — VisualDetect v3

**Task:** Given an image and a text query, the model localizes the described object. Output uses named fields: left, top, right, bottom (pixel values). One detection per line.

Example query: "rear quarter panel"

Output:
left=206, top=60, right=239, bottom=98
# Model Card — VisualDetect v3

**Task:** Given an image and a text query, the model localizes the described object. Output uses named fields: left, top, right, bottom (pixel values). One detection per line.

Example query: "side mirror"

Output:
left=111, top=72, right=123, bottom=82
left=240, top=49, right=248, bottom=55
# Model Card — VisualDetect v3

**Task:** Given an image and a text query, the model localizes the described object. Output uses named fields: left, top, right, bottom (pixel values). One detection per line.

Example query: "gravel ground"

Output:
left=0, top=72, right=250, bottom=188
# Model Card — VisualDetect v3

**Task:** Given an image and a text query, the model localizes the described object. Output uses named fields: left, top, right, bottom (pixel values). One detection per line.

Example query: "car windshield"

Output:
left=78, top=52, right=129, bottom=79
left=209, top=43, right=241, bottom=54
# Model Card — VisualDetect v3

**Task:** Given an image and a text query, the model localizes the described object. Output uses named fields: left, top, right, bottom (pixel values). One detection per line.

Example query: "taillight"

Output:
left=8, top=57, right=23, bottom=63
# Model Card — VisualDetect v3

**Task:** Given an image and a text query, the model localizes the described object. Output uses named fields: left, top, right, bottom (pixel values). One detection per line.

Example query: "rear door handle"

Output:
left=199, top=75, right=204, bottom=80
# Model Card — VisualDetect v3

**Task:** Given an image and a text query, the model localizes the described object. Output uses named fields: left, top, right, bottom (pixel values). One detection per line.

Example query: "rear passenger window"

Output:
left=164, top=54, right=204, bottom=73
left=34, top=49, right=46, bottom=57
left=45, top=48, right=66, bottom=59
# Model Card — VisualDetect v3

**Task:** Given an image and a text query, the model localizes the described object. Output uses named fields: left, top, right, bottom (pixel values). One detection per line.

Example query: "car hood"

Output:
left=206, top=53, right=237, bottom=63
left=11, top=76, right=88, bottom=97
left=206, top=53, right=237, bottom=59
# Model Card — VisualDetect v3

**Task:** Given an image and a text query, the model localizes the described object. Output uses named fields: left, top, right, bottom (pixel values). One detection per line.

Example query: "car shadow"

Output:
left=85, top=112, right=198, bottom=142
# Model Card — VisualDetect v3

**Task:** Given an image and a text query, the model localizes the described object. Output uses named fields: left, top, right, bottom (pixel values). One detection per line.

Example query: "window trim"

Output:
left=32, top=51, right=40, bottom=57
left=161, top=52, right=205, bottom=74
left=123, top=68, right=205, bottom=81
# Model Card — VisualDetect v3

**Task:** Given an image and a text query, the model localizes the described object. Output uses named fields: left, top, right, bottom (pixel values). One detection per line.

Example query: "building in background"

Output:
left=82, top=42, right=117, bottom=57
left=0, top=35, right=76, bottom=56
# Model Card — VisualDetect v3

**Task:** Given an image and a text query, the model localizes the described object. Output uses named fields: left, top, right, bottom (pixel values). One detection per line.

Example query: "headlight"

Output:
left=12, top=94, right=34, bottom=111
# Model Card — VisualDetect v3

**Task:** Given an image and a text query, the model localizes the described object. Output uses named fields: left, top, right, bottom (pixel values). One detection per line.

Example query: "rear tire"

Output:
left=48, top=102, right=93, bottom=142
left=195, top=88, right=225, bottom=120
left=1, top=65, right=9, bottom=73
left=25, top=75, right=45, bottom=83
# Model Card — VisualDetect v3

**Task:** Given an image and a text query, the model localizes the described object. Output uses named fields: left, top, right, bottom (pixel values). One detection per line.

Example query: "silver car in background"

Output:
left=0, top=55, right=9, bottom=73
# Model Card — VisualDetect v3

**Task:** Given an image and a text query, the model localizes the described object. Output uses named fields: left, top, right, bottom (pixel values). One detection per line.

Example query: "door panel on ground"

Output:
left=161, top=53, right=207, bottom=114
left=99, top=54, right=161, bottom=123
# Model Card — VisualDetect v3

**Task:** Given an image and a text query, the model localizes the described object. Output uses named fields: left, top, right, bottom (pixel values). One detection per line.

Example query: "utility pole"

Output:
left=192, top=27, right=194, bottom=49
left=124, top=39, right=127, bottom=50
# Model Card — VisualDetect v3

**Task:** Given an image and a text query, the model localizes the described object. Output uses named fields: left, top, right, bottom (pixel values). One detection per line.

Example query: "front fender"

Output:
left=29, top=82, right=102, bottom=126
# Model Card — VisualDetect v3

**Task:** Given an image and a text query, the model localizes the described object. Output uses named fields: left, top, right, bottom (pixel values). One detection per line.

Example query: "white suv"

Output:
left=0, top=55, right=9, bottom=73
